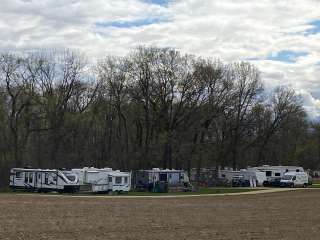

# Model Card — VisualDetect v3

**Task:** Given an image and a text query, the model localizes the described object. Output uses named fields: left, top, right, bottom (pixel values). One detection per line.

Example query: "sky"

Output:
left=0, top=0, right=320, bottom=118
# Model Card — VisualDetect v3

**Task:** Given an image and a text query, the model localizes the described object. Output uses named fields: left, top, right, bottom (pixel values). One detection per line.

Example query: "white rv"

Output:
left=255, top=165, right=304, bottom=180
left=71, top=167, right=131, bottom=193
left=107, top=170, right=131, bottom=192
left=280, top=172, right=309, bottom=188
left=10, top=168, right=79, bottom=193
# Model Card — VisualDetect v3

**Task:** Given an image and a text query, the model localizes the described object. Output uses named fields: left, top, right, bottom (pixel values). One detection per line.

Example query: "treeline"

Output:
left=0, top=47, right=319, bottom=186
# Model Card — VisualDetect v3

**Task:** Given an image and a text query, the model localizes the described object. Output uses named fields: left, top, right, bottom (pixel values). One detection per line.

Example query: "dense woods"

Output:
left=0, top=47, right=319, bottom=187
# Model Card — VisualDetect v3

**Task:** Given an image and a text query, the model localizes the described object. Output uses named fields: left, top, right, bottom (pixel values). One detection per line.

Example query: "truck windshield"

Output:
left=282, top=175, right=293, bottom=180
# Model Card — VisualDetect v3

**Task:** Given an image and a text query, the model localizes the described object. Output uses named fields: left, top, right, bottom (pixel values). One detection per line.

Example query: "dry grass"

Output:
left=0, top=190, right=319, bottom=240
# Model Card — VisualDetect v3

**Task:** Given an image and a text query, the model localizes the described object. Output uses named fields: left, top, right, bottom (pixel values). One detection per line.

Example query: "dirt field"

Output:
left=0, top=190, right=319, bottom=240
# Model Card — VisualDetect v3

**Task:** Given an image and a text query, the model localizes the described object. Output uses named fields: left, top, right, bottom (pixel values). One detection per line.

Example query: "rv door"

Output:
left=28, top=172, right=35, bottom=188
left=36, top=172, right=42, bottom=189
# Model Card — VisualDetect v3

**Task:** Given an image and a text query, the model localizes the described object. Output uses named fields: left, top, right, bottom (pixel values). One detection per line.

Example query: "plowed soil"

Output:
left=0, top=190, right=319, bottom=240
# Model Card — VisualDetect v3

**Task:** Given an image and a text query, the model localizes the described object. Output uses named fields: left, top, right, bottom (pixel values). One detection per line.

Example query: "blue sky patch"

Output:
left=143, top=0, right=170, bottom=6
left=266, top=50, right=308, bottom=63
left=96, top=18, right=166, bottom=29
left=305, top=20, right=320, bottom=35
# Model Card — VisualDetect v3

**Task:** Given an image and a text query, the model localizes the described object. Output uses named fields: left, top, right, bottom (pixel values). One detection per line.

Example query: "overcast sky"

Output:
left=1, top=0, right=320, bottom=118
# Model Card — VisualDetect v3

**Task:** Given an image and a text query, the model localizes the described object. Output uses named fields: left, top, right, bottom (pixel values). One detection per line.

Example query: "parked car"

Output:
left=263, top=178, right=281, bottom=187
left=231, top=176, right=250, bottom=187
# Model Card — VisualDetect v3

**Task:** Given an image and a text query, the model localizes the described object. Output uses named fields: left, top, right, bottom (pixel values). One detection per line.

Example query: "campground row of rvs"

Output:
left=9, top=167, right=132, bottom=193
left=9, top=165, right=310, bottom=193
left=9, top=167, right=191, bottom=193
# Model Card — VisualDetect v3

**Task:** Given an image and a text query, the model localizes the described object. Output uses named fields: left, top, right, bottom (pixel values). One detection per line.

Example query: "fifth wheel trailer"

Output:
left=71, top=167, right=131, bottom=193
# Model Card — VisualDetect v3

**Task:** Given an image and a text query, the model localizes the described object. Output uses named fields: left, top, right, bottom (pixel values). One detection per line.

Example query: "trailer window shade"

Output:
left=159, top=173, right=167, bottom=182
left=15, top=172, right=22, bottom=179
left=115, top=177, right=122, bottom=184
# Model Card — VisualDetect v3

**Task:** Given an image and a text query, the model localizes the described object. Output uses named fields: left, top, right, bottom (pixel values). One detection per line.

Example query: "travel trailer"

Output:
left=71, top=167, right=131, bottom=193
left=133, top=168, right=191, bottom=192
left=255, top=165, right=304, bottom=179
left=249, top=165, right=304, bottom=187
left=9, top=168, right=79, bottom=193
left=107, top=170, right=131, bottom=192
left=280, top=172, right=309, bottom=188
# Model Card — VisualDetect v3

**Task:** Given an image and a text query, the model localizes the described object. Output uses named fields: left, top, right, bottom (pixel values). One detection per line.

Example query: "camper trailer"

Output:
left=71, top=167, right=131, bottom=193
left=107, top=170, right=131, bottom=192
left=255, top=165, right=304, bottom=179
left=133, top=169, right=191, bottom=192
left=252, top=165, right=305, bottom=187
left=9, top=168, right=79, bottom=193
left=280, top=172, right=309, bottom=188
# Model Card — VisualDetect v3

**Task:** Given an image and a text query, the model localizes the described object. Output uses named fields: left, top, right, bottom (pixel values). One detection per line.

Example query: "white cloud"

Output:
left=0, top=0, right=320, bottom=117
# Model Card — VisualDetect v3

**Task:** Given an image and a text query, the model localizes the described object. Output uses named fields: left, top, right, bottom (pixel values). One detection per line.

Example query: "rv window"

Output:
left=65, top=175, right=75, bottom=181
left=15, top=172, right=22, bottom=179
left=222, top=174, right=226, bottom=178
left=159, top=173, right=167, bottom=182
left=115, top=177, right=122, bottom=184
left=296, top=169, right=300, bottom=172
left=266, top=171, right=272, bottom=177
left=108, top=176, right=112, bottom=183
left=25, top=173, right=28, bottom=183
left=275, top=173, right=281, bottom=177
left=38, top=173, right=41, bottom=180
left=124, top=177, right=128, bottom=184
left=292, top=176, right=296, bottom=180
